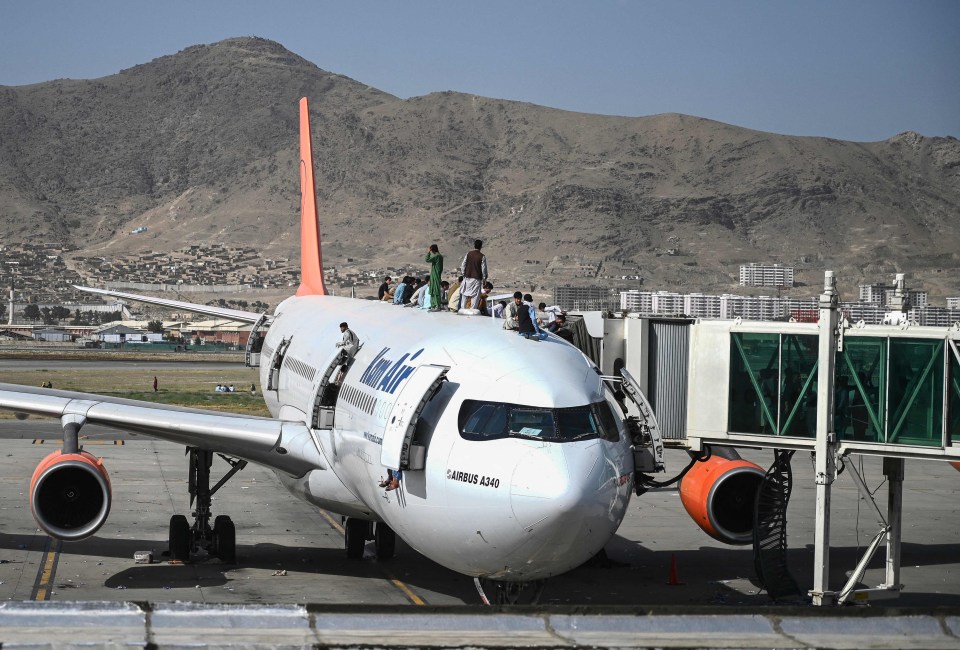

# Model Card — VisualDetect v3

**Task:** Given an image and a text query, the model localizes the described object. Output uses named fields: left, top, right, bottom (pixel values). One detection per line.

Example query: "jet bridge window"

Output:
left=459, top=400, right=619, bottom=443
left=728, top=332, right=818, bottom=438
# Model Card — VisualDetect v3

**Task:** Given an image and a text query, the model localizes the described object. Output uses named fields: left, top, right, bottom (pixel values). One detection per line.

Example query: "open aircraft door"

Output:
left=619, top=368, right=665, bottom=478
left=381, top=364, right=448, bottom=471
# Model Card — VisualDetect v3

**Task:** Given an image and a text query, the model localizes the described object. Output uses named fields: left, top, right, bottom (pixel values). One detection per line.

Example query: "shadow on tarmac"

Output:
left=4, top=528, right=956, bottom=607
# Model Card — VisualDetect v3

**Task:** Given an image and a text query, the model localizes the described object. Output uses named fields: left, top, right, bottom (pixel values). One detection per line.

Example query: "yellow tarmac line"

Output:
left=382, top=569, right=427, bottom=606
left=31, top=538, right=62, bottom=601
left=317, top=509, right=344, bottom=534
left=317, top=509, right=425, bottom=606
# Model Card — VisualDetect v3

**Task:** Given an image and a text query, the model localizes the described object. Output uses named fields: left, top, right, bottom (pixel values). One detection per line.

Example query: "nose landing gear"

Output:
left=473, top=577, right=546, bottom=605
left=167, top=447, right=246, bottom=563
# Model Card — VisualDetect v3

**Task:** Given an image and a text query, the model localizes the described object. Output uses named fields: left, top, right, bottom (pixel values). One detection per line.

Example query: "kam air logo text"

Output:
left=358, top=347, right=424, bottom=394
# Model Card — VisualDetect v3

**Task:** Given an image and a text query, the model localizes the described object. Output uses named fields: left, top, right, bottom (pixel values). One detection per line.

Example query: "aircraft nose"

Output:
left=509, top=441, right=630, bottom=556
left=509, top=446, right=573, bottom=531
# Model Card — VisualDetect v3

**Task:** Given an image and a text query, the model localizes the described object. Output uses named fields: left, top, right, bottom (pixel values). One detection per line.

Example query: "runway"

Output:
left=0, top=419, right=957, bottom=609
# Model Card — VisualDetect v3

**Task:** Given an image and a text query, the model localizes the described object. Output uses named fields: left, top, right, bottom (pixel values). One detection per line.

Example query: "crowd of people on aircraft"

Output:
left=374, top=241, right=573, bottom=342
left=356, top=242, right=579, bottom=495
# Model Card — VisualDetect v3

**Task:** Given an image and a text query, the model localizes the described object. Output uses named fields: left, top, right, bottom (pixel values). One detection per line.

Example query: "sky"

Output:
left=1, top=1, right=957, bottom=142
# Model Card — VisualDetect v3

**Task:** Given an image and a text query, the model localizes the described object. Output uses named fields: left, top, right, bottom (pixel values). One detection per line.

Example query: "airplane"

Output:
left=0, top=98, right=765, bottom=604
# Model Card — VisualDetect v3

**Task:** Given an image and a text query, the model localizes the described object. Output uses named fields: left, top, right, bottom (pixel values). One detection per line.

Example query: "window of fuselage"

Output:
left=459, top=400, right=620, bottom=442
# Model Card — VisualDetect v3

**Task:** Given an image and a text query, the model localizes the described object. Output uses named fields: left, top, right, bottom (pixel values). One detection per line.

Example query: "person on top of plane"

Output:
left=518, top=294, right=547, bottom=341
left=458, top=240, right=487, bottom=310
left=447, top=276, right=463, bottom=312
left=377, top=276, right=393, bottom=301
left=392, top=277, right=410, bottom=305
left=425, top=244, right=444, bottom=311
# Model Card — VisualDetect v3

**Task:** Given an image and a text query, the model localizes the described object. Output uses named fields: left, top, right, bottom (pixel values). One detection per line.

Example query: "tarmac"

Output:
left=0, top=414, right=958, bottom=647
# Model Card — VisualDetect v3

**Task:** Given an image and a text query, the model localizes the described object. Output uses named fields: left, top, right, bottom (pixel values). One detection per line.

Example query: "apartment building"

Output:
left=739, top=263, right=794, bottom=288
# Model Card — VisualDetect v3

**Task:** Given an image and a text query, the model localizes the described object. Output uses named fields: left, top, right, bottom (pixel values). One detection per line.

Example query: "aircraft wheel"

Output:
left=169, top=514, right=191, bottom=561
left=374, top=522, right=396, bottom=559
left=213, top=515, right=236, bottom=564
left=344, top=518, right=367, bottom=559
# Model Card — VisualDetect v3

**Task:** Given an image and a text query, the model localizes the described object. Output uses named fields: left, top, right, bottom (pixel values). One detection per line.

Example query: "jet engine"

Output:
left=30, top=450, right=112, bottom=541
left=678, top=450, right=765, bottom=545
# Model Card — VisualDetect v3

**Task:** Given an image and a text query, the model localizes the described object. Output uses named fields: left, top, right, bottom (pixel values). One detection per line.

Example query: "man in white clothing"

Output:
left=335, top=322, right=359, bottom=385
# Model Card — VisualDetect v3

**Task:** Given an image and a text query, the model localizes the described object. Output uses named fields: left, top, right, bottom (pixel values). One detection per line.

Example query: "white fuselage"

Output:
left=259, top=295, right=634, bottom=581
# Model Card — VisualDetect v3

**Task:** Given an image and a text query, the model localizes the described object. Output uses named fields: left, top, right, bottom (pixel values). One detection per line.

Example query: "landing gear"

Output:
left=168, top=514, right=191, bottom=561
left=166, top=447, right=246, bottom=563
left=213, top=514, right=237, bottom=564
left=374, top=522, right=396, bottom=559
left=473, top=577, right=546, bottom=605
left=345, top=518, right=368, bottom=559
left=342, top=518, right=396, bottom=560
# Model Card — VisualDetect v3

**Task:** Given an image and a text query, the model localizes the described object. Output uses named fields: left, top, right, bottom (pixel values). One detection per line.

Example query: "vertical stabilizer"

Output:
left=296, top=97, right=328, bottom=296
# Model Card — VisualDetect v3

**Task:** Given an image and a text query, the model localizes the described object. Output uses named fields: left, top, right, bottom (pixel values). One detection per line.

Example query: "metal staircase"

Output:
left=753, top=449, right=802, bottom=601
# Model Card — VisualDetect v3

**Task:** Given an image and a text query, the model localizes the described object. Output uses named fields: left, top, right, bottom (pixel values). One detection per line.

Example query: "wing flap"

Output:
left=0, top=384, right=324, bottom=477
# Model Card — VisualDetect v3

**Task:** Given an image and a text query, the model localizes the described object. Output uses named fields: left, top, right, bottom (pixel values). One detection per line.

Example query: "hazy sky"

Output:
left=1, top=1, right=957, bottom=142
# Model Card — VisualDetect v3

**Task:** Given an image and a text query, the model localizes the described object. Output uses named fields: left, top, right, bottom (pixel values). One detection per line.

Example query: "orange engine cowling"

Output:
left=30, top=450, right=112, bottom=541
left=678, top=453, right=765, bottom=545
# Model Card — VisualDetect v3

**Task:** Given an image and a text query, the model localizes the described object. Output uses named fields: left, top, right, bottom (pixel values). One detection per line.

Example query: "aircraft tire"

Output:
left=169, top=514, right=191, bottom=561
left=214, top=515, right=236, bottom=564
left=345, top=518, right=367, bottom=559
left=374, top=522, right=395, bottom=559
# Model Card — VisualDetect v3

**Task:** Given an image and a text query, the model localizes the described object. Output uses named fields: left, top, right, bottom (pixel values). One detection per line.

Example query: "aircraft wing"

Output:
left=75, top=286, right=264, bottom=324
left=0, top=383, right=324, bottom=477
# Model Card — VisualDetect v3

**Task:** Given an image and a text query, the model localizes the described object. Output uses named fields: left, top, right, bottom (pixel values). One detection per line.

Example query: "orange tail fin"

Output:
left=296, top=97, right=328, bottom=296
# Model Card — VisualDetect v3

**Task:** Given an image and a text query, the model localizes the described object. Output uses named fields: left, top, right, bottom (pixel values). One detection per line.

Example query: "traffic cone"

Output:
left=667, top=553, right=684, bottom=586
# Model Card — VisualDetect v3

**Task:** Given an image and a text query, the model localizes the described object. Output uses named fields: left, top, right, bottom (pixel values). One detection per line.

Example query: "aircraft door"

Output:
left=267, top=337, right=291, bottom=391
left=245, top=313, right=271, bottom=368
left=380, top=364, right=448, bottom=471
left=311, top=352, right=344, bottom=430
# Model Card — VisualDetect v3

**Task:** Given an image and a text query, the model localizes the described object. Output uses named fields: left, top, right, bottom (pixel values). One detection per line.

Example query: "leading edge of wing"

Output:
left=74, top=286, right=263, bottom=323
left=0, top=383, right=323, bottom=477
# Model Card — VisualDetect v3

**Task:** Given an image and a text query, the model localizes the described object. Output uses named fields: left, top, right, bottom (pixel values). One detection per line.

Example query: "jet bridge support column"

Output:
left=882, top=458, right=904, bottom=592
left=810, top=271, right=840, bottom=606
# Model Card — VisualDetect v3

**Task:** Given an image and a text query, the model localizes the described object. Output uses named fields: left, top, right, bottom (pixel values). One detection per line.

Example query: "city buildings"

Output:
left=739, top=263, right=794, bottom=288
left=554, top=286, right=625, bottom=312
left=620, top=288, right=958, bottom=326
left=859, top=283, right=928, bottom=308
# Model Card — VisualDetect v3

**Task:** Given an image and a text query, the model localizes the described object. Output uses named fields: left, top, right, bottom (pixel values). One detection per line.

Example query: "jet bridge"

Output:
left=593, top=272, right=960, bottom=606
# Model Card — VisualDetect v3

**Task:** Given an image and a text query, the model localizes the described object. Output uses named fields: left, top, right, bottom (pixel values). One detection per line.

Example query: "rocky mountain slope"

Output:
left=1, top=37, right=958, bottom=299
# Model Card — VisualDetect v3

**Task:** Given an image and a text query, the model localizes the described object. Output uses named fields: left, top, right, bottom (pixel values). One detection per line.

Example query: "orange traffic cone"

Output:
left=667, top=553, right=684, bottom=586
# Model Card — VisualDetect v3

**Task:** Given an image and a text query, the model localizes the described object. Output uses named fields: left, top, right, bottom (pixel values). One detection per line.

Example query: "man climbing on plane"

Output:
left=334, top=322, right=359, bottom=384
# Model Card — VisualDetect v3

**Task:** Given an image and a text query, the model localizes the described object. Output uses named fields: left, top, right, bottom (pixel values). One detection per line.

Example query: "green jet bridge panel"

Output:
left=687, top=319, right=960, bottom=461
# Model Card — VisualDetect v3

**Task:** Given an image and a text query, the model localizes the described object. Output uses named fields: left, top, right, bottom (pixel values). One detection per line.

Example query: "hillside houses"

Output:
left=0, top=242, right=86, bottom=303
left=73, top=243, right=295, bottom=288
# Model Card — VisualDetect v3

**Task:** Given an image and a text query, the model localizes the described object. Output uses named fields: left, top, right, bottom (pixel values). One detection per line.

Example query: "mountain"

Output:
left=1, top=36, right=958, bottom=300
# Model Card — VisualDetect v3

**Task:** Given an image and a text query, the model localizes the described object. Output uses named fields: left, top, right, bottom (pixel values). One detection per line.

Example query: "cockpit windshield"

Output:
left=458, top=399, right=621, bottom=442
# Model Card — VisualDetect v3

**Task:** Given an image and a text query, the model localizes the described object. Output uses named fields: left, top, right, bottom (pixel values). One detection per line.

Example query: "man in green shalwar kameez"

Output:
left=425, top=244, right=444, bottom=311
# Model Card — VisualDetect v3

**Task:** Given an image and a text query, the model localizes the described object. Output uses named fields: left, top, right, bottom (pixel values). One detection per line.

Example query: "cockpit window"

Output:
left=459, top=400, right=620, bottom=443
left=594, top=400, right=621, bottom=440
left=509, top=409, right=556, bottom=437
left=463, top=402, right=507, bottom=436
